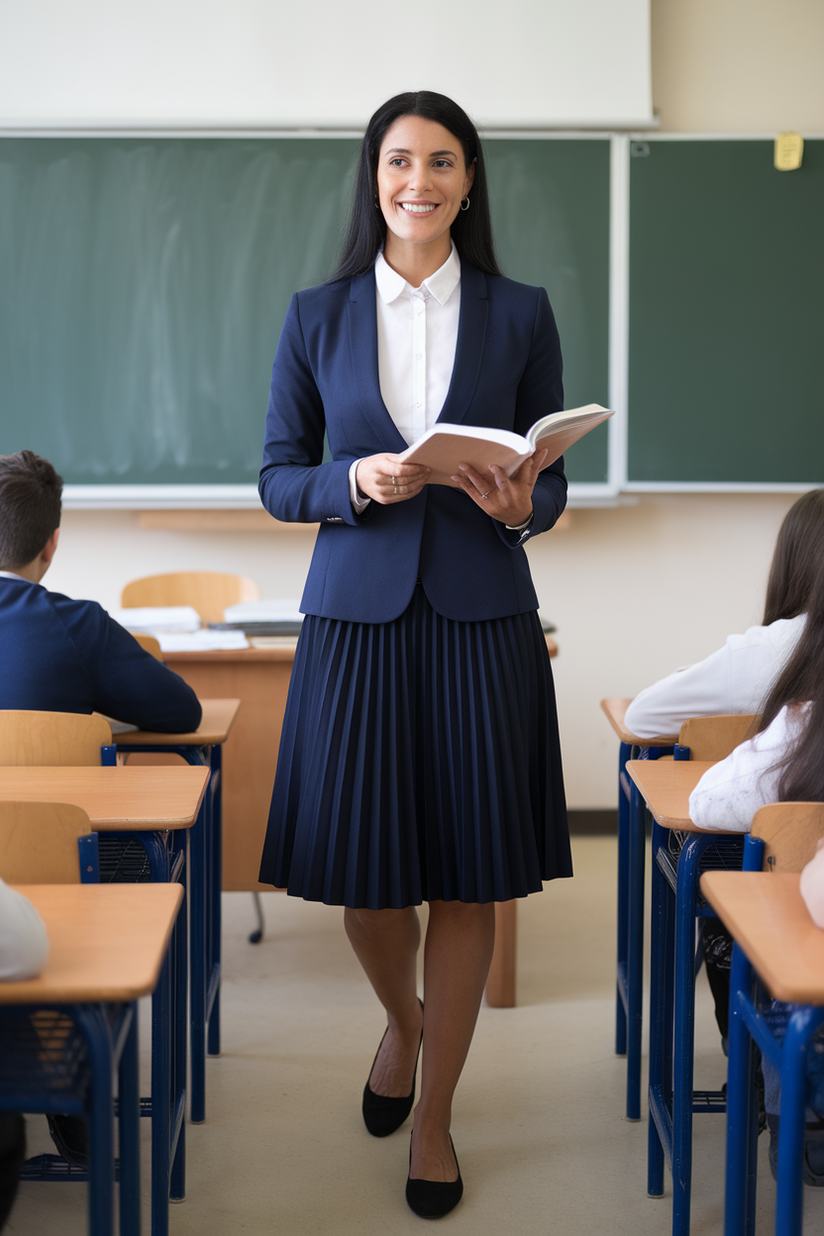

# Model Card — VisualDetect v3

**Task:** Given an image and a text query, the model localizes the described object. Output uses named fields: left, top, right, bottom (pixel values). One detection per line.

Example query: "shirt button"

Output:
left=415, top=353, right=422, bottom=360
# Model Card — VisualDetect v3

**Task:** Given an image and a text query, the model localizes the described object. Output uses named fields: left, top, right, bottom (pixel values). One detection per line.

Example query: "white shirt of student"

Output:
left=0, top=877, right=50, bottom=980
left=624, top=614, right=806, bottom=741
left=688, top=702, right=809, bottom=833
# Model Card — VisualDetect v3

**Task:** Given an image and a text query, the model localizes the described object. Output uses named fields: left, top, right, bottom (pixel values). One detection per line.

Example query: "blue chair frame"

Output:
left=725, top=833, right=824, bottom=1236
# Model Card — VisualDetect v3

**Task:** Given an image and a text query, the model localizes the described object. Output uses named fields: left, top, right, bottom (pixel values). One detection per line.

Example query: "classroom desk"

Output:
left=0, top=765, right=207, bottom=1234
left=165, top=639, right=557, bottom=1009
left=701, top=872, right=824, bottom=1236
left=0, top=883, right=183, bottom=1236
left=600, top=697, right=677, bottom=1119
left=627, top=757, right=745, bottom=1236
left=116, top=700, right=241, bottom=1120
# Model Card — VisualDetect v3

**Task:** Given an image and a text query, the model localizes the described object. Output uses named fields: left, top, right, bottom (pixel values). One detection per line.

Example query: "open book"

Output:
left=397, top=404, right=613, bottom=488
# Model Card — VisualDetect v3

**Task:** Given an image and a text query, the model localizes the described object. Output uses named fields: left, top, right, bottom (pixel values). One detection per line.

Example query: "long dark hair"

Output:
left=762, top=488, right=824, bottom=624
left=332, top=91, right=501, bottom=280
left=757, top=561, right=824, bottom=801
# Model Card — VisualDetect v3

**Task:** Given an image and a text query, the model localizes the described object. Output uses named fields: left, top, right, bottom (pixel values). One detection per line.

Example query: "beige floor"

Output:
left=10, top=836, right=824, bottom=1234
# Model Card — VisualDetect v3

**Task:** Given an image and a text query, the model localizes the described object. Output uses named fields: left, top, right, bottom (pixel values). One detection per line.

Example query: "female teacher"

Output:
left=258, top=90, right=572, bottom=1219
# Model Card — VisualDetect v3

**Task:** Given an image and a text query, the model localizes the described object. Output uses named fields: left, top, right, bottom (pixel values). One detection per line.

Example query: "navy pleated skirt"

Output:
left=259, top=585, right=571, bottom=909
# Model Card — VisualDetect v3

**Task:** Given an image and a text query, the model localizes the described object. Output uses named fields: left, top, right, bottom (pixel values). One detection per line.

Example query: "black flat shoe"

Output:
left=362, top=999, right=423, bottom=1138
left=406, top=1133, right=463, bottom=1219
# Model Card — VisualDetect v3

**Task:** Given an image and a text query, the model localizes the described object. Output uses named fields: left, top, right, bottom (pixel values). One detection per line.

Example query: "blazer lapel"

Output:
left=437, top=262, right=488, bottom=427
left=347, top=270, right=408, bottom=452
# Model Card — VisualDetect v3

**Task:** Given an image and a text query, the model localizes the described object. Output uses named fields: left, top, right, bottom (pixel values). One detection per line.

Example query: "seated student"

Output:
left=0, top=879, right=49, bottom=1232
left=0, top=450, right=201, bottom=731
left=689, top=567, right=824, bottom=1184
left=801, top=842, right=824, bottom=928
left=624, top=488, right=824, bottom=740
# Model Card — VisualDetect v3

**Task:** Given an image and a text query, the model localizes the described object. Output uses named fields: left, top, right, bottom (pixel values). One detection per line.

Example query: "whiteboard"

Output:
left=0, top=0, right=653, bottom=129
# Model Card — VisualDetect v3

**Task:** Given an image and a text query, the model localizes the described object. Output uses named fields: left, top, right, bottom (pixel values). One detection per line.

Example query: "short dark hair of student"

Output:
left=332, top=91, right=502, bottom=281
left=0, top=450, right=63, bottom=570
left=758, top=564, right=824, bottom=802
left=762, top=488, right=824, bottom=625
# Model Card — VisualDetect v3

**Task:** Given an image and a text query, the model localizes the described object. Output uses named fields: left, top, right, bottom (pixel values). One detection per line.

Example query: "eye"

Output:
left=433, top=159, right=452, bottom=169
left=388, top=157, right=407, bottom=167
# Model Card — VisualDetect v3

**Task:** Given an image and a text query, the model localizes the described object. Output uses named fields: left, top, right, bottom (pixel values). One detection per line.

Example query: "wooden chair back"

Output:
left=0, top=802, right=95, bottom=883
left=0, top=711, right=113, bottom=766
left=121, top=572, right=260, bottom=625
left=677, top=715, right=760, bottom=762
left=751, top=802, right=824, bottom=873
left=133, top=633, right=163, bottom=660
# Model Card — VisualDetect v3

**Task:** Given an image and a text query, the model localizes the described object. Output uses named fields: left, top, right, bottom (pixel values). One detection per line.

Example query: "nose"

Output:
left=408, top=161, right=433, bottom=193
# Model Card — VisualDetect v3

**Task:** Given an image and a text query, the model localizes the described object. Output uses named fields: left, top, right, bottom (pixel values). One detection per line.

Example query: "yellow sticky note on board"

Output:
left=774, top=132, right=804, bottom=171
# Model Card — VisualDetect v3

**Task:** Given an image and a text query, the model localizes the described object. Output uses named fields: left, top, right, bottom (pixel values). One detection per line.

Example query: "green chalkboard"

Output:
left=628, top=139, right=824, bottom=485
left=0, top=135, right=611, bottom=489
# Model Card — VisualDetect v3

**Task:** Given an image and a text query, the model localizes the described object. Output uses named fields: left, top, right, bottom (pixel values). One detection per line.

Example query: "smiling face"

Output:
left=376, top=114, right=475, bottom=279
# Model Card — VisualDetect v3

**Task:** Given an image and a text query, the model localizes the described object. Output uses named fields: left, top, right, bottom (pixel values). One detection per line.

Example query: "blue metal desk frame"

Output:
left=615, top=737, right=673, bottom=1120
left=0, top=1000, right=140, bottom=1236
left=723, top=840, right=824, bottom=1236
left=116, top=739, right=222, bottom=1123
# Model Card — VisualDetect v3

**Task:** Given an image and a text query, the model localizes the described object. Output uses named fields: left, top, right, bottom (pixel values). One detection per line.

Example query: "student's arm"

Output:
left=60, top=601, right=202, bottom=732
left=688, top=705, right=803, bottom=832
left=0, top=879, right=49, bottom=980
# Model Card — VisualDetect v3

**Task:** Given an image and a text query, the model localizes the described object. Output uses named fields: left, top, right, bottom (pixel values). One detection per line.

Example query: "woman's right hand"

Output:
left=355, top=454, right=430, bottom=504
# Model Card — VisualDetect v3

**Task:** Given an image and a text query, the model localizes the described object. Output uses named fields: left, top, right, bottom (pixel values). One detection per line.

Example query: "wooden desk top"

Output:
left=114, top=698, right=241, bottom=747
left=163, top=636, right=558, bottom=664
left=0, top=883, right=183, bottom=1004
left=0, top=766, right=208, bottom=831
left=700, top=872, right=824, bottom=1004
left=600, top=697, right=678, bottom=748
left=626, top=759, right=723, bottom=833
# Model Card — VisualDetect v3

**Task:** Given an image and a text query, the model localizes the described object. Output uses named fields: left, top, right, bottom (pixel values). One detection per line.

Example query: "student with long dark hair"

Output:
left=624, top=489, right=824, bottom=740
left=258, top=91, right=571, bottom=1217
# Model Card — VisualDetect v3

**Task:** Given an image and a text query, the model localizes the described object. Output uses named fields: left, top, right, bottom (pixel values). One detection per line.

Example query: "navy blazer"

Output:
left=0, top=577, right=203, bottom=732
left=259, top=261, right=567, bottom=623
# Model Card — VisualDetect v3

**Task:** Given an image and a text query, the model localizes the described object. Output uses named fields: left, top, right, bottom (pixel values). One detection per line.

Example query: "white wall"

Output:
left=6, top=0, right=823, bottom=808
left=0, top=0, right=652, bottom=129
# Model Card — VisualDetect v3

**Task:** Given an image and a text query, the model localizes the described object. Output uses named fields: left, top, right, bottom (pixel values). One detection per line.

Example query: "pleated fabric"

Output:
left=259, top=585, right=571, bottom=909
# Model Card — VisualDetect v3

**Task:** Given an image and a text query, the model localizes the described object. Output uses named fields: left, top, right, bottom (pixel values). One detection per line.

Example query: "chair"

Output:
left=725, top=802, right=824, bottom=1236
left=0, top=801, right=99, bottom=883
left=133, top=633, right=163, bottom=660
left=121, top=572, right=260, bottom=625
left=647, top=715, right=758, bottom=1236
left=0, top=711, right=115, bottom=767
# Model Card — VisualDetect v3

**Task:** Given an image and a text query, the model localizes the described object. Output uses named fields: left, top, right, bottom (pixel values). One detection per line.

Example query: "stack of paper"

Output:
left=223, top=598, right=304, bottom=624
left=110, top=606, right=202, bottom=633
left=156, top=630, right=250, bottom=652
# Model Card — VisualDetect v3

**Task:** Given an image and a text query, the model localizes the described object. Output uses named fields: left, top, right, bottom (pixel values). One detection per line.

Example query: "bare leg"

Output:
left=344, top=907, right=424, bottom=1097
left=411, top=900, right=496, bottom=1182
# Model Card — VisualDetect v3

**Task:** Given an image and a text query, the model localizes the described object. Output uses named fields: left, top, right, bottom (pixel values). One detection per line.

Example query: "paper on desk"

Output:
left=223, top=598, right=304, bottom=623
left=110, top=605, right=202, bottom=633
left=157, top=629, right=250, bottom=652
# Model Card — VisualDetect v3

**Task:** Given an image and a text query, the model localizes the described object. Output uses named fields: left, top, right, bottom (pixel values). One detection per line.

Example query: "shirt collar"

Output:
left=0, top=570, right=30, bottom=582
left=374, top=241, right=461, bottom=307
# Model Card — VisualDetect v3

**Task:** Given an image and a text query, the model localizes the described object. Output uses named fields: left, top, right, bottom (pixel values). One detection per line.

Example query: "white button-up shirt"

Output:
left=348, top=244, right=461, bottom=511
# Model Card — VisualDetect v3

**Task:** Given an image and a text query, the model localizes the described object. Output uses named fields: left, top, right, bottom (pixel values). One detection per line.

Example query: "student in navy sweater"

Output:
left=0, top=450, right=201, bottom=732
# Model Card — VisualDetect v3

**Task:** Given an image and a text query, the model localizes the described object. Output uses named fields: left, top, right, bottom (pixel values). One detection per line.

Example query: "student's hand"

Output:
left=355, top=454, right=430, bottom=504
left=451, top=448, right=548, bottom=526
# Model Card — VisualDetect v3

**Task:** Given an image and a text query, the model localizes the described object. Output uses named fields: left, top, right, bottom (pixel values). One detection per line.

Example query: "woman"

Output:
left=624, top=488, right=824, bottom=741
left=257, top=91, right=571, bottom=1218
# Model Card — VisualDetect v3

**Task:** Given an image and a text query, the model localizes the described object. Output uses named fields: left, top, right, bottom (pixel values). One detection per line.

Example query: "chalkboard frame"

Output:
left=0, top=127, right=620, bottom=508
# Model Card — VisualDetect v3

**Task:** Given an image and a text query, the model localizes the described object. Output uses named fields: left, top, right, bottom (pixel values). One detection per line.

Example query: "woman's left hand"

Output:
left=451, top=448, right=548, bottom=526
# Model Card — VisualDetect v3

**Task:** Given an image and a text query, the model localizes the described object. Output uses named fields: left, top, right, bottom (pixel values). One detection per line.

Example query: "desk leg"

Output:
left=647, top=819, right=672, bottom=1198
left=207, top=745, right=222, bottom=1057
left=189, top=793, right=207, bottom=1123
left=725, top=952, right=758, bottom=1236
left=75, top=1006, right=115, bottom=1236
left=777, top=1008, right=824, bottom=1236
left=626, top=778, right=647, bottom=1121
left=616, top=742, right=631, bottom=1058
left=485, top=902, right=516, bottom=1008
left=118, top=1004, right=141, bottom=1236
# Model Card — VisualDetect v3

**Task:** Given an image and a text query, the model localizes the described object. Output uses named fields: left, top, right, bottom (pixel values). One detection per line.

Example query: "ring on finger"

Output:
left=481, top=490, right=491, bottom=500
left=394, top=485, right=399, bottom=495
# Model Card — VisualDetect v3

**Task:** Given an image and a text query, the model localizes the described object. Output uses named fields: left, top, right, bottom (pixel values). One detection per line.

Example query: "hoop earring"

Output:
left=460, top=197, right=470, bottom=211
